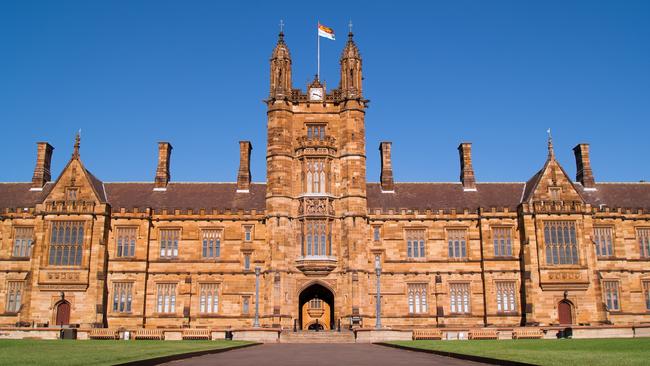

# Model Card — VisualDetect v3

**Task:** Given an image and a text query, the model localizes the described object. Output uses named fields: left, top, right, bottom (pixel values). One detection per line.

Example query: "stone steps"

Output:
left=280, top=331, right=356, bottom=343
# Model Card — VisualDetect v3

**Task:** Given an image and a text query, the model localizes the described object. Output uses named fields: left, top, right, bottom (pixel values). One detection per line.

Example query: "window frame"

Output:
left=543, top=220, right=580, bottom=266
left=12, top=226, right=34, bottom=258
left=48, top=221, right=85, bottom=267
left=603, top=280, right=621, bottom=312
left=495, top=281, right=517, bottom=314
left=407, top=283, right=428, bottom=315
left=405, top=228, right=426, bottom=260
left=115, top=226, right=137, bottom=258
left=449, top=282, right=471, bottom=315
left=492, top=226, right=513, bottom=257
left=643, top=280, right=650, bottom=311
left=5, top=281, right=24, bottom=313
left=372, top=225, right=381, bottom=243
left=159, top=228, right=180, bottom=259
left=112, top=281, right=134, bottom=314
left=637, top=228, right=650, bottom=258
left=199, top=283, right=220, bottom=314
left=156, top=283, right=177, bottom=314
left=243, top=225, right=253, bottom=242
left=447, top=227, right=468, bottom=260
left=242, top=296, right=251, bottom=314
left=306, top=123, right=326, bottom=141
left=593, top=226, right=614, bottom=258
left=201, top=228, right=223, bottom=259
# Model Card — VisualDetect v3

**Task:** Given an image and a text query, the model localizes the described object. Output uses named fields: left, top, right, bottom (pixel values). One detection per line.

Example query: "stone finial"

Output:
left=154, top=142, right=172, bottom=190
left=31, top=142, right=54, bottom=190
left=573, top=143, right=596, bottom=189
left=379, top=142, right=394, bottom=192
left=237, top=141, right=252, bottom=192
left=458, top=142, right=476, bottom=191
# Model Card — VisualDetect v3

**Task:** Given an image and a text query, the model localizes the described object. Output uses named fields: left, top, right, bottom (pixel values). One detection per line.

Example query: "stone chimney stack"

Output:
left=573, top=143, right=596, bottom=189
left=237, top=141, right=252, bottom=192
left=31, top=142, right=54, bottom=190
left=379, top=142, right=394, bottom=192
left=458, top=142, right=477, bottom=191
left=154, top=142, right=172, bottom=190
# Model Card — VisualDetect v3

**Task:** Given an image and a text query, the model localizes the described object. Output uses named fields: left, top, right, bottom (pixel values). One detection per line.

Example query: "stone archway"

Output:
left=299, top=283, right=334, bottom=330
left=558, top=300, right=573, bottom=325
left=55, top=300, right=71, bottom=326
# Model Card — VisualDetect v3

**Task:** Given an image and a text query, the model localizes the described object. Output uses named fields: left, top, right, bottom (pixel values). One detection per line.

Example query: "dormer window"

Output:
left=307, top=124, right=326, bottom=141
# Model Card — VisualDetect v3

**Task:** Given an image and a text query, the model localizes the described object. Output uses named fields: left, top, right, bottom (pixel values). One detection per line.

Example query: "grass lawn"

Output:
left=388, top=338, right=650, bottom=366
left=0, top=339, right=252, bottom=366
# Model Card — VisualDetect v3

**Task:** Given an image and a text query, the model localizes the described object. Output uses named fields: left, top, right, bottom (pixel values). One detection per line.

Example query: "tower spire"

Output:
left=269, top=23, right=292, bottom=99
left=340, top=27, right=362, bottom=99
left=72, top=130, right=81, bottom=159
left=547, top=128, right=554, bottom=160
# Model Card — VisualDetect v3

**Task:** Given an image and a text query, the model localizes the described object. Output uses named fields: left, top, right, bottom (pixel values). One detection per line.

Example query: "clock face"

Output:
left=309, top=88, right=324, bottom=101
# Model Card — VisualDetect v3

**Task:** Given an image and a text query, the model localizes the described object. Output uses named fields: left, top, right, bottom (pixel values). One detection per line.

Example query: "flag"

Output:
left=318, top=23, right=335, bottom=40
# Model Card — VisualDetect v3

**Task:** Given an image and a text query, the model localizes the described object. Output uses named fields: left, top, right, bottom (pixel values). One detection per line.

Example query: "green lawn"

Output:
left=388, top=338, right=650, bottom=366
left=0, top=339, right=252, bottom=366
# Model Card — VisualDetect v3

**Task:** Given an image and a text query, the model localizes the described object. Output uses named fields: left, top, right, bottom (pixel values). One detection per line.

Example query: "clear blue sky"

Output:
left=1, top=1, right=648, bottom=184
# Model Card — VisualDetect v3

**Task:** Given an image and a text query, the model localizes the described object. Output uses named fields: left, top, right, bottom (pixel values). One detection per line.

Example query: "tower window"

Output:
left=544, top=221, right=579, bottom=265
left=307, top=124, right=326, bottom=140
left=305, top=159, right=327, bottom=194
left=302, top=219, right=330, bottom=257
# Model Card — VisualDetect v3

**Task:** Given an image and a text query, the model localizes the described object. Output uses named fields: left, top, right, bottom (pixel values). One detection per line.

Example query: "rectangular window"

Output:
left=244, top=254, right=251, bottom=270
left=199, top=283, right=219, bottom=314
left=13, top=227, right=34, bottom=258
left=309, top=298, right=323, bottom=309
left=202, top=229, right=222, bottom=258
left=373, top=226, right=381, bottom=242
left=116, top=227, right=137, bottom=258
left=159, top=229, right=179, bottom=258
left=638, top=228, right=650, bottom=258
left=448, top=229, right=468, bottom=259
left=643, top=281, right=650, bottom=311
left=493, top=227, right=512, bottom=257
left=242, top=296, right=250, bottom=314
left=156, top=283, right=176, bottom=313
left=307, top=124, right=326, bottom=140
left=112, top=282, right=133, bottom=313
left=449, top=283, right=470, bottom=314
left=603, top=281, right=620, bottom=311
left=303, top=220, right=330, bottom=257
left=544, top=221, right=579, bottom=265
left=5, top=281, right=23, bottom=313
left=305, top=159, right=327, bottom=194
left=496, top=281, right=516, bottom=313
left=549, top=187, right=561, bottom=201
left=407, top=284, right=428, bottom=314
left=48, top=221, right=84, bottom=266
left=406, top=229, right=426, bottom=259
left=594, top=227, right=614, bottom=257
left=244, top=225, right=253, bottom=242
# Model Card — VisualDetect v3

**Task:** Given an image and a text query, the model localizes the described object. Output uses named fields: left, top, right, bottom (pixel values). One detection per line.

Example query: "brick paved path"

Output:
left=162, top=343, right=487, bottom=366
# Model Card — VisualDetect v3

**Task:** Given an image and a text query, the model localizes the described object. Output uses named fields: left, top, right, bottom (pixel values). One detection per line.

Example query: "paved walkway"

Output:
left=162, top=343, right=487, bottom=366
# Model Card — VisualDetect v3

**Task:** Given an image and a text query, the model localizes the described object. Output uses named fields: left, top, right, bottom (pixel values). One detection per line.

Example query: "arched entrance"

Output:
left=299, top=283, right=334, bottom=330
left=558, top=300, right=573, bottom=325
left=55, top=301, right=71, bottom=326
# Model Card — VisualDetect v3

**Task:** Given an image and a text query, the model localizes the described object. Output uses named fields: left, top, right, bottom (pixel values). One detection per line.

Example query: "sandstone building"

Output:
left=1, top=31, right=650, bottom=332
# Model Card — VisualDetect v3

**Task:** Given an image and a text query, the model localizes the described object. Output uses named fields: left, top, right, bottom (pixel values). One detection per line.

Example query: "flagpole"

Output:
left=317, top=21, right=320, bottom=81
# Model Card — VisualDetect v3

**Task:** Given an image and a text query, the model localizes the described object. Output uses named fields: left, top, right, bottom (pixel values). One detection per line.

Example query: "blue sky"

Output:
left=1, top=1, right=648, bottom=183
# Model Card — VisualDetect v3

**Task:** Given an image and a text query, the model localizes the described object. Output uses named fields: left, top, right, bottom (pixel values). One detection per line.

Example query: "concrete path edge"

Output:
left=375, top=342, right=537, bottom=366
left=114, top=342, right=261, bottom=366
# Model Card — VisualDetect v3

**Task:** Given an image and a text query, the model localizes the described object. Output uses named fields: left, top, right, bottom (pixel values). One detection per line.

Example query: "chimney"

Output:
left=154, top=142, right=172, bottom=190
left=237, top=141, right=252, bottom=192
left=31, top=142, right=54, bottom=190
left=379, top=142, right=394, bottom=192
left=573, top=143, right=596, bottom=189
left=458, top=142, right=476, bottom=191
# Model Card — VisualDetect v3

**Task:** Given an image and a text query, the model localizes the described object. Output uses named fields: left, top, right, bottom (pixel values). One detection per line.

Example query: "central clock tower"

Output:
left=265, top=30, right=369, bottom=328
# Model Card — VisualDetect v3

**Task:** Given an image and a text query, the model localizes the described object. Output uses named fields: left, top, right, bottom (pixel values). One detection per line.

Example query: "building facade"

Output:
left=1, top=31, right=650, bottom=331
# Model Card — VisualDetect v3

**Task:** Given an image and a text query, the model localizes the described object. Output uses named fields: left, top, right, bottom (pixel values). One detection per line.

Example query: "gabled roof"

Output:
left=576, top=182, right=650, bottom=211
left=0, top=182, right=53, bottom=210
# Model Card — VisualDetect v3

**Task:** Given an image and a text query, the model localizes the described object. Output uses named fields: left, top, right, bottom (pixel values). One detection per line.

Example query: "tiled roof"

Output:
left=103, top=182, right=266, bottom=211
left=2, top=181, right=650, bottom=213
left=366, top=183, right=525, bottom=211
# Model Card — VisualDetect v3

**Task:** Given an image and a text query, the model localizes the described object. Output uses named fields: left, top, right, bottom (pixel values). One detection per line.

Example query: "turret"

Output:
left=339, top=31, right=362, bottom=99
left=269, top=31, right=292, bottom=99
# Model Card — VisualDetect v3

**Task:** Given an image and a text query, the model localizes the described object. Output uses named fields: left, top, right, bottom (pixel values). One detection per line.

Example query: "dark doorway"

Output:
left=298, top=283, right=334, bottom=330
left=558, top=300, right=573, bottom=325
left=55, top=301, right=71, bottom=326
